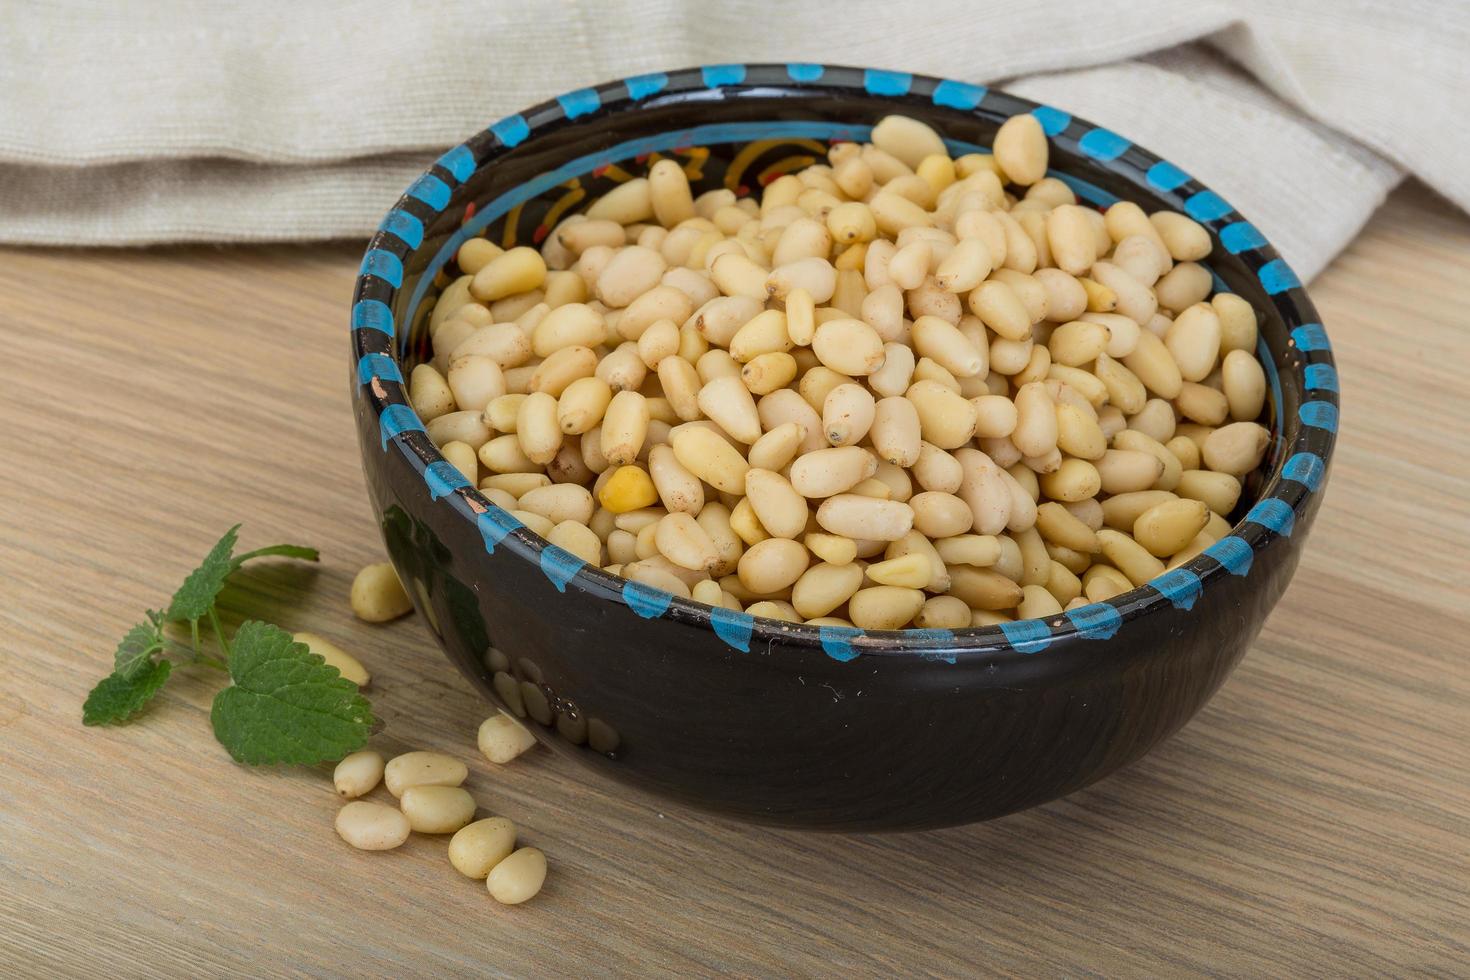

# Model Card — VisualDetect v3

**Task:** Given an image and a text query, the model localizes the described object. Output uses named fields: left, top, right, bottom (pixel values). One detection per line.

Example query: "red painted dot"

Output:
left=592, top=164, right=610, bottom=178
left=532, top=224, right=550, bottom=244
left=462, top=201, right=477, bottom=224
left=737, top=185, right=751, bottom=196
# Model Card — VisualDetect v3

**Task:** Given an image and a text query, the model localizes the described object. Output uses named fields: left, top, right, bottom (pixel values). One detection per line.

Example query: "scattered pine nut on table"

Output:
left=405, top=113, right=1272, bottom=630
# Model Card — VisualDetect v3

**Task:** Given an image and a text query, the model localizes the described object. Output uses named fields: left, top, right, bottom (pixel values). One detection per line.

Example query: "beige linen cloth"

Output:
left=2, top=1, right=1465, bottom=279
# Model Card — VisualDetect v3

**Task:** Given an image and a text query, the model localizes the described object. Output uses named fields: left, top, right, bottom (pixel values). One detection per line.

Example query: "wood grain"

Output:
left=1, top=184, right=1466, bottom=977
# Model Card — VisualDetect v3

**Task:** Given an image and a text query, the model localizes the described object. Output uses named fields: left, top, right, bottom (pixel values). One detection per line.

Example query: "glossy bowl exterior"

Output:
left=350, top=64, right=1338, bottom=831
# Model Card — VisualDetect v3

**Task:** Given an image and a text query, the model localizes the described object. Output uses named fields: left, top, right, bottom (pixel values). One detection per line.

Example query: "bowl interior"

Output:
left=353, top=64, right=1337, bottom=659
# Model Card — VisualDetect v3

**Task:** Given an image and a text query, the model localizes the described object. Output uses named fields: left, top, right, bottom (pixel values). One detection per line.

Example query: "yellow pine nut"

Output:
left=1013, top=210, right=1052, bottom=270
left=1090, top=261, right=1157, bottom=326
left=1134, top=498, right=1210, bottom=557
left=860, top=553, right=926, bottom=589
left=515, top=391, right=562, bottom=465
left=547, top=520, right=602, bottom=565
left=653, top=357, right=699, bottom=423
left=481, top=473, right=549, bottom=498
left=470, top=247, right=547, bottom=302
left=948, top=564, right=1024, bottom=610
left=1175, top=423, right=1217, bottom=454
left=1101, top=490, right=1179, bottom=531
left=729, top=496, right=770, bottom=547
left=1154, top=261, right=1212, bottom=312
left=1096, top=529, right=1165, bottom=587
left=1035, top=501, right=1100, bottom=554
left=987, top=335, right=1031, bottom=377
left=654, top=512, right=721, bottom=571
left=848, top=586, right=926, bottom=630
left=1204, top=511, right=1233, bottom=541
left=737, top=537, right=809, bottom=594
left=804, top=532, right=858, bottom=566
left=1122, top=329, right=1183, bottom=399
left=1221, top=349, right=1267, bottom=421
left=598, top=464, right=658, bottom=514
left=1177, top=469, right=1243, bottom=516
left=827, top=201, right=877, bottom=245
left=1017, top=583, right=1063, bottom=620
left=772, top=216, right=833, bottom=266
left=907, top=279, right=962, bottom=325
left=820, top=383, right=875, bottom=447
left=430, top=276, right=477, bottom=334
left=646, top=444, right=704, bottom=514
left=869, top=342, right=916, bottom=398
left=1150, top=211, right=1212, bottom=261
left=1124, top=398, right=1174, bottom=444
left=710, top=252, right=770, bottom=299
left=1110, top=234, right=1171, bottom=287
left=439, top=440, right=479, bottom=484
left=1020, top=446, right=1061, bottom=475
left=1009, top=381, right=1056, bottom=457
left=816, top=494, right=915, bottom=542
left=1203, top=421, right=1270, bottom=476
left=547, top=441, right=593, bottom=485
left=457, top=237, right=503, bottom=275
left=863, top=238, right=898, bottom=290
left=745, top=599, right=799, bottom=622
left=1038, top=458, right=1102, bottom=503
left=1043, top=320, right=1104, bottom=367
left=738, top=351, right=797, bottom=396
left=487, top=847, right=548, bottom=905
left=907, top=379, right=978, bottom=449
left=727, top=309, right=790, bottom=362
left=1076, top=275, right=1115, bottom=313
left=915, top=595, right=970, bottom=629
left=1165, top=303, right=1223, bottom=382
left=1083, top=564, right=1133, bottom=602
left=696, top=502, right=743, bottom=575
left=909, top=491, right=973, bottom=538
left=744, top=469, right=809, bottom=540
left=1023, top=176, right=1074, bottom=208
left=993, top=113, right=1047, bottom=185
left=1113, top=429, right=1183, bottom=492
left=556, top=376, right=613, bottom=435
left=758, top=389, right=827, bottom=454
left=528, top=345, right=597, bottom=396
left=671, top=424, right=748, bottom=493
left=791, top=562, right=866, bottom=619
left=934, top=533, right=1002, bottom=567
left=1062, top=497, right=1105, bottom=530
left=786, top=446, right=877, bottom=499
left=965, top=395, right=1014, bottom=440
left=1213, top=292, right=1259, bottom=353
left=1044, top=204, right=1096, bottom=276
left=649, top=159, right=696, bottom=228
left=911, top=315, right=984, bottom=377
left=445, top=354, right=507, bottom=413
left=579, top=427, right=612, bottom=474
left=513, top=510, right=556, bottom=537
left=492, top=289, right=546, bottom=324
left=517, top=483, right=594, bottom=525
left=1097, top=405, right=1127, bottom=440
left=336, top=801, right=412, bottom=851
left=698, top=348, right=744, bottom=385
left=849, top=478, right=893, bottom=500
left=384, top=751, right=468, bottom=798
left=334, top=750, right=385, bottom=798
left=1013, top=526, right=1050, bottom=586
left=1177, top=382, right=1230, bottom=425
left=1167, top=532, right=1216, bottom=570
left=622, top=559, right=695, bottom=598
left=351, top=562, right=412, bottom=622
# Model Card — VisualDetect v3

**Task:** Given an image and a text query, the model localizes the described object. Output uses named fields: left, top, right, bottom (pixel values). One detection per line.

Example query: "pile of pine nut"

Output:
left=332, top=726, right=545, bottom=904
left=410, top=113, right=1271, bottom=629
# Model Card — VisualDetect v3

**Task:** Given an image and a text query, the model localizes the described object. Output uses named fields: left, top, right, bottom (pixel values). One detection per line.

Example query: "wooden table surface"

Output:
left=3, top=183, right=1467, bottom=977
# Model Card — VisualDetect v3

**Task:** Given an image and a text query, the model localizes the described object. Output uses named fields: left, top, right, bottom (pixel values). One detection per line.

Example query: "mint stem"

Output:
left=208, top=607, right=233, bottom=660
left=190, top=619, right=201, bottom=655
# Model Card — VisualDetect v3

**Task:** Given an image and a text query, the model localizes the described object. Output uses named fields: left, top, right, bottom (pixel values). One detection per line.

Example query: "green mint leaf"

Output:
left=230, top=544, right=321, bottom=570
left=113, top=617, right=166, bottom=681
left=165, top=525, right=241, bottom=626
left=83, top=660, right=173, bottom=726
left=210, top=621, right=373, bottom=765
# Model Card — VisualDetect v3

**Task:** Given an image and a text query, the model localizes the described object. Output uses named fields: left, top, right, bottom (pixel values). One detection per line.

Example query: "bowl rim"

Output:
left=350, top=62, right=1338, bottom=663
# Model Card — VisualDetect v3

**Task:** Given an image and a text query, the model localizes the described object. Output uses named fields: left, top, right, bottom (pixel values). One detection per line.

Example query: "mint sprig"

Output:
left=210, top=622, right=375, bottom=765
left=82, top=527, right=362, bottom=766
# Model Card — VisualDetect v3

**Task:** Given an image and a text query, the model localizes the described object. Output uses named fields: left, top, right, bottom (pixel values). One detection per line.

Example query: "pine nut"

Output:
left=1203, top=421, right=1271, bottom=476
left=334, top=750, right=385, bottom=798
left=351, top=563, right=412, bottom=622
left=487, top=847, right=548, bottom=905
left=1134, top=498, right=1210, bottom=557
left=1222, top=349, right=1267, bottom=421
left=294, top=632, right=371, bottom=687
left=449, top=816, right=517, bottom=879
left=336, top=801, right=412, bottom=851
left=384, top=751, right=468, bottom=798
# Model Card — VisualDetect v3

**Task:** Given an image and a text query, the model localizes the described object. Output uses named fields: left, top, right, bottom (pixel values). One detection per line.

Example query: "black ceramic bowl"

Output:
left=350, top=64, right=1338, bottom=831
